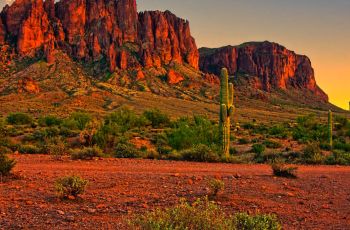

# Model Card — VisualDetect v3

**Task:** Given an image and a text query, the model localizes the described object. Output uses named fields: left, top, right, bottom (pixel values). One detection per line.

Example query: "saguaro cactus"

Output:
left=219, top=68, right=234, bottom=158
left=328, top=110, right=333, bottom=149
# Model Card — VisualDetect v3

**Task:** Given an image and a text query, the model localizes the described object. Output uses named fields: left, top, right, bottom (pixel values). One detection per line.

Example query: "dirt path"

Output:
left=1, top=155, right=350, bottom=229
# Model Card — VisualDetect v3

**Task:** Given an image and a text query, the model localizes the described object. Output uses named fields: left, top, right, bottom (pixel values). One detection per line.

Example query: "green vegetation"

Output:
left=271, top=161, right=298, bottom=178
left=130, top=198, right=281, bottom=230
left=70, top=146, right=103, bottom=160
left=219, top=68, right=235, bottom=159
left=0, top=110, right=348, bottom=165
left=7, top=113, right=33, bottom=125
left=0, top=153, right=16, bottom=176
left=55, top=175, right=88, bottom=199
left=208, top=178, right=225, bottom=196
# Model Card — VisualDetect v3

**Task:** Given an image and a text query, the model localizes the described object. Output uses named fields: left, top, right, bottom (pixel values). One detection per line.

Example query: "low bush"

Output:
left=0, top=153, right=16, bottom=176
left=47, top=138, right=66, bottom=160
left=303, top=143, right=324, bottom=164
left=271, top=161, right=298, bottom=178
left=325, top=150, right=350, bottom=166
left=238, top=138, right=250, bottom=145
left=114, top=143, right=144, bottom=158
left=70, top=112, right=92, bottom=130
left=55, top=175, right=88, bottom=199
left=143, top=109, right=171, bottom=128
left=263, top=140, right=282, bottom=149
left=167, top=116, right=219, bottom=150
left=38, top=115, right=62, bottom=127
left=130, top=198, right=281, bottom=230
left=234, top=213, right=282, bottom=230
left=18, top=144, right=42, bottom=154
left=7, top=113, right=33, bottom=125
left=179, top=144, right=220, bottom=162
left=252, top=144, right=266, bottom=155
left=70, top=146, right=103, bottom=160
left=208, top=178, right=225, bottom=196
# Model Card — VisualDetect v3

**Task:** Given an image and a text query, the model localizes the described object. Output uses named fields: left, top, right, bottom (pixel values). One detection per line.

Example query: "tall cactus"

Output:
left=328, top=110, right=333, bottom=149
left=219, top=68, right=234, bottom=159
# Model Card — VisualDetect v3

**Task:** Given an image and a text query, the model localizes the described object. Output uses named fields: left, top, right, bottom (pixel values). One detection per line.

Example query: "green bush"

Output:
left=252, top=144, right=265, bottom=155
left=234, top=213, right=281, bottom=230
left=292, top=115, right=328, bottom=144
left=263, top=140, right=282, bottom=149
left=325, top=150, right=350, bottom=165
left=303, top=143, right=324, bottom=164
left=7, top=113, right=33, bottom=125
left=55, top=175, right=88, bottom=199
left=70, top=112, right=92, bottom=130
left=143, top=109, right=171, bottom=128
left=38, top=115, right=62, bottom=127
left=238, top=138, right=250, bottom=145
left=0, top=153, right=16, bottom=176
left=47, top=138, right=66, bottom=160
left=130, top=198, right=281, bottom=230
left=114, top=143, right=144, bottom=158
left=167, top=116, right=219, bottom=150
left=271, top=161, right=298, bottom=178
left=179, top=144, right=220, bottom=162
left=70, top=146, right=103, bottom=160
left=18, top=144, right=42, bottom=154
left=61, top=119, right=79, bottom=130
left=105, top=108, right=148, bottom=133
left=208, top=178, right=225, bottom=196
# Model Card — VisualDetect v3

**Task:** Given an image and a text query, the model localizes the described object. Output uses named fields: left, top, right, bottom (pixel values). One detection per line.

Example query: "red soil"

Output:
left=1, top=155, right=349, bottom=229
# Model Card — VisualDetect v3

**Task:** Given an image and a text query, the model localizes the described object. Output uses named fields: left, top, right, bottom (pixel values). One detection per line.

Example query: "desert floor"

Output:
left=1, top=155, right=349, bottom=229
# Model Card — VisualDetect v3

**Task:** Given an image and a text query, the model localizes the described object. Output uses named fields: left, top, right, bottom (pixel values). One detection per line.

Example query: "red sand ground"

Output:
left=1, top=155, right=350, bottom=229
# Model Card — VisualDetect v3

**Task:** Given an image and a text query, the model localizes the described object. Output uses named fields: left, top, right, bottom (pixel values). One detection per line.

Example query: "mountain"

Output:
left=0, top=0, right=340, bottom=118
left=199, top=42, right=328, bottom=102
left=0, top=0, right=198, bottom=72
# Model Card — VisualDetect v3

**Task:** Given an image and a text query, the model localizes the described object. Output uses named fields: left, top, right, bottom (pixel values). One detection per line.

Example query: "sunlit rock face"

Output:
left=199, top=41, right=328, bottom=102
left=0, top=0, right=199, bottom=71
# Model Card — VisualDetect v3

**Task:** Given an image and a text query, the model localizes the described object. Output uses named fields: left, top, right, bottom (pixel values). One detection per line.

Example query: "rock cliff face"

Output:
left=0, top=0, right=198, bottom=71
left=199, top=42, right=328, bottom=102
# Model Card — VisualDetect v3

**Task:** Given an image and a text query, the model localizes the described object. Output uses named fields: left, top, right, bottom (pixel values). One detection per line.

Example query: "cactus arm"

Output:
left=228, top=83, right=234, bottom=107
left=328, top=110, right=333, bottom=149
left=221, top=104, right=228, bottom=122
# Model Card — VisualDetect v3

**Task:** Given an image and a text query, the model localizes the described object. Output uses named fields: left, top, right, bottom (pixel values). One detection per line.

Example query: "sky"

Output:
left=1, top=0, right=349, bottom=109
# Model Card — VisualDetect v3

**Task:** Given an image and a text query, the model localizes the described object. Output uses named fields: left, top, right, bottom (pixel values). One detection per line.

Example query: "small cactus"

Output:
left=219, top=68, right=234, bottom=159
left=328, top=110, right=333, bottom=149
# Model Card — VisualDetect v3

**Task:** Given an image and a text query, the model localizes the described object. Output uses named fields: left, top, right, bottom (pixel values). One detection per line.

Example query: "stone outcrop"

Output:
left=0, top=17, right=5, bottom=44
left=0, top=0, right=198, bottom=71
left=199, top=42, right=328, bottom=101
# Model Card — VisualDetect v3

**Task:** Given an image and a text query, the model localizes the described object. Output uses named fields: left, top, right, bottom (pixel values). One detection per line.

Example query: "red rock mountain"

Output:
left=199, top=42, right=328, bottom=102
left=0, top=0, right=328, bottom=103
left=0, top=0, right=198, bottom=70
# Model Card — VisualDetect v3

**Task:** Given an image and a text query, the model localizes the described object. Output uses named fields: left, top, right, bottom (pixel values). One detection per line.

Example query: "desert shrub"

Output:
left=234, top=213, right=281, bottom=230
left=325, top=150, right=350, bottom=166
left=303, top=142, right=324, bottom=164
left=263, top=140, right=282, bottom=149
left=114, top=143, right=144, bottom=158
left=268, top=124, right=289, bottom=139
left=143, top=109, right=171, bottom=128
left=47, top=138, right=66, bottom=160
left=131, top=198, right=281, bottom=230
left=18, top=144, right=42, bottom=154
left=238, top=138, right=250, bottom=145
left=59, top=127, right=80, bottom=137
left=243, top=122, right=255, bottom=130
left=61, top=118, right=79, bottom=130
left=208, top=178, right=225, bottom=196
left=38, top=115, right=62, bottom=127
left=154, top=133, right=172, bottom=155
left=0, top=153, right=16, bottom=176
left=105, top=108, right=148, bottom=133
left=167, top=116, right=219, bottom=150
left=334, top=115, right=349, bottom=130
left=252, top=144, right=265, bottom=155
left=7, top=113, right=33, bottom=125
left=179, top=144, right=220, bottom=162
left=271, top=161, right=298, bottom=178
left=333, top=141, right=350, bottom=152
left=70, top=146, right=103, bottom=160
left=292, top=115, right=328, bottom=144
left=70, top=112, right=92, bottom=130
left=55, top=175, right=88, bottom=199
